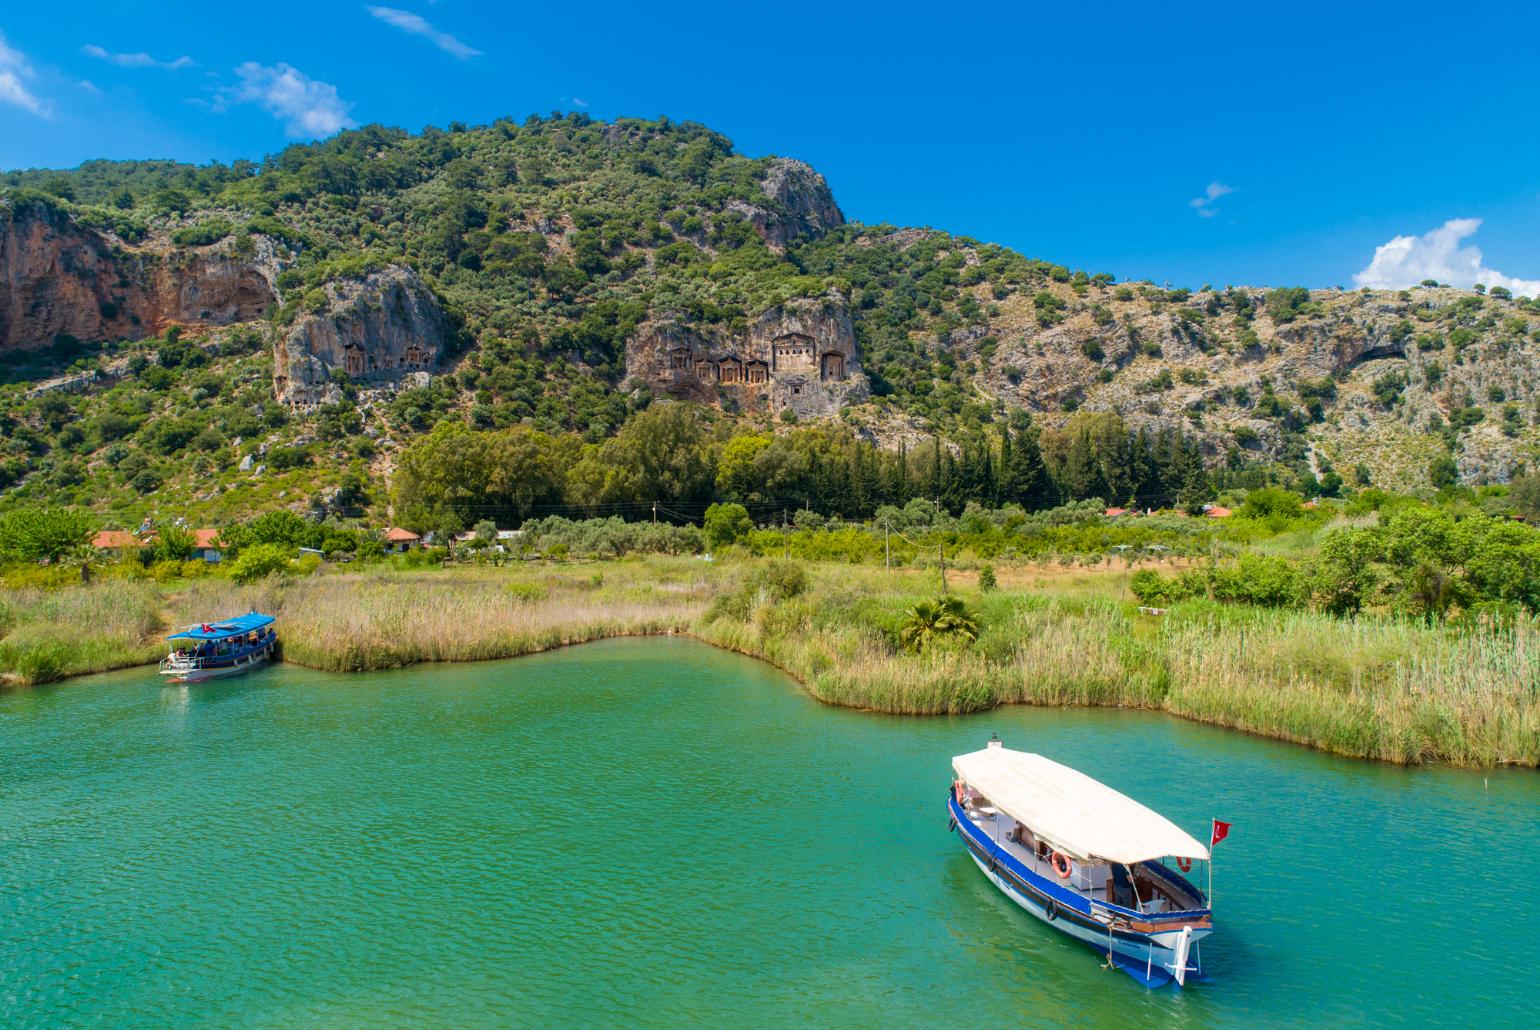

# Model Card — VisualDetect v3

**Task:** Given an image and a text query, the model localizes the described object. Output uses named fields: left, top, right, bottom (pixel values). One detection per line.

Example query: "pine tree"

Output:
left=1060, top=428, right=1106, bottom=502
left=1002, top=417, right=1051, bottom=509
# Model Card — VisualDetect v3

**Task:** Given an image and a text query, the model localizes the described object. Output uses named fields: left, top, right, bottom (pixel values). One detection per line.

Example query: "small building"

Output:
left=1105, top=507, right=1130, bottom=518
left=1204, top=505, right=1233, bottom=519
left=193, top=529, right=223, bottom=563
left=383, top=527, right=422, bottom=553
left=92, top=530, right=143, bottom=555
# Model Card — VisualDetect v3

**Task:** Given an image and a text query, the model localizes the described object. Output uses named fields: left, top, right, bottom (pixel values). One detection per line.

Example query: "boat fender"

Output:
left=1177, top=856, right=1192, bottom=873
left=947, top=816, right=956, bottom=833
left=1050, top=851, right=1073, bottom=879
left=1045, top=898, right=1058, bottom=921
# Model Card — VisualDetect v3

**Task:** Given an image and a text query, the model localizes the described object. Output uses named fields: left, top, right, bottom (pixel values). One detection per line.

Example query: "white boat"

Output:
left=949, top=738, right=1215, bottom=987
left=159, top=612, right=277, bottom=684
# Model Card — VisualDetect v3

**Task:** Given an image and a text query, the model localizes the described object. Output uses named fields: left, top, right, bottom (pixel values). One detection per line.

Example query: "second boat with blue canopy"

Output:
left=160, top=612, right=278, bottom=683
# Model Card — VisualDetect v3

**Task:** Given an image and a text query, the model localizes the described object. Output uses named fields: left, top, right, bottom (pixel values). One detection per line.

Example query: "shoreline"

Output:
left=4, top=561, right=1535, bottom=769
left=12, top=623, right=1539, bottom=772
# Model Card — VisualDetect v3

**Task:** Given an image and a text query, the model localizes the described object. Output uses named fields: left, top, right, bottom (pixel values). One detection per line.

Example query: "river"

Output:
left=1, top=637, right=1535, bottom=1027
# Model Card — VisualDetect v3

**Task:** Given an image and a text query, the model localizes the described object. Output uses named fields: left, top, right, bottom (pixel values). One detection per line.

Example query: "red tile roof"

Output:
left=1205, top=506, right=1233, bottom=518
left=92, top=530, right=142, bottom=549
left=193, top=529, right=222, bottom=548
left=1105, top=507, right=1129, bottom=517
left=383, top=527, right=421, bottom=542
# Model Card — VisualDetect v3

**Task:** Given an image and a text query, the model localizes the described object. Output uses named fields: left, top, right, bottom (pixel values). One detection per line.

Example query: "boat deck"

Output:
left=959, top=800, right=1201, bottom=915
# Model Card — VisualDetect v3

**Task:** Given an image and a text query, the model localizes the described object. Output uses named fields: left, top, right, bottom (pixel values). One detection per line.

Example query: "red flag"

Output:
left=1211, top=819, right=1232, bottom=847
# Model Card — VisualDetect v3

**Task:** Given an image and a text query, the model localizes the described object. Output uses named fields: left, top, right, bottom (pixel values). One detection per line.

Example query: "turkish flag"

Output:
left=1211, top=819, right=1232, bottom=847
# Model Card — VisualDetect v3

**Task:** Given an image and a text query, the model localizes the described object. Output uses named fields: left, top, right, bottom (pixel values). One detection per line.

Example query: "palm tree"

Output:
left=899, top=595, right=980, bottom=653
left=58, top=542, right=102, bottom=585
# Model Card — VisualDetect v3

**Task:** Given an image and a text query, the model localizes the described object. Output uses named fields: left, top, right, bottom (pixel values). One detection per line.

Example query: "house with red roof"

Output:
left=91, top=529, right=144, bottom=554
left=383, top=527, right=422, bottom=553
left=192, top=529, right=224, bottom=563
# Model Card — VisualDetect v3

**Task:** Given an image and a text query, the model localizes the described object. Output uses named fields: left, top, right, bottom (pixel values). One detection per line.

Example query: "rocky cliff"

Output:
left=273, top=265, right=450, bottom=408
left=0, top=199, right=278, bottom=351
left=626, top=292, right=867, bottom=417
left=729, top=158, right=845, bottom=249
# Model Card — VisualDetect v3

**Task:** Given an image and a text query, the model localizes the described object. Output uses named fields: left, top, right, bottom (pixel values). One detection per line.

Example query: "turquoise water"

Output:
left=2, top=637, right=1536, bottom=1027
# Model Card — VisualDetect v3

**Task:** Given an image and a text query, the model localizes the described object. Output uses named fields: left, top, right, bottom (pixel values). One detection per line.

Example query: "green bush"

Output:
left=228, top=543, right=293, bottom=584
left=1129, top=568, right=1206, bottom=606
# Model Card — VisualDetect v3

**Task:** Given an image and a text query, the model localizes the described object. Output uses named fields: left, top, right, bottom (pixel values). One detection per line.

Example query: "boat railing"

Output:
left=1091, top=897, right=1210, bottom=926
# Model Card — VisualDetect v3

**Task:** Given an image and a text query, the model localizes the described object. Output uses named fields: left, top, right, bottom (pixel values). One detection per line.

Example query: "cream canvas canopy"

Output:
left=952, top=747, right=1209, bottom=864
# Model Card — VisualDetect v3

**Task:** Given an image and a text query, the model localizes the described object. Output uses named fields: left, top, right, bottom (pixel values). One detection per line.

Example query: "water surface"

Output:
left=2, top=638, right=1535, bottom=1027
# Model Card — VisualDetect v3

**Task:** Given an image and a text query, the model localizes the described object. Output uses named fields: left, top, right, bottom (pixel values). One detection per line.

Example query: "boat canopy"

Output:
left=167, top=612, right=275, bottom=642
left=952, top=747, right=1209, bottom=864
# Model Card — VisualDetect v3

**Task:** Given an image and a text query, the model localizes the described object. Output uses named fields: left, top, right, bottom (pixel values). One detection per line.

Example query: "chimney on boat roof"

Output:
left=987, top=733, right=1003, bottom=749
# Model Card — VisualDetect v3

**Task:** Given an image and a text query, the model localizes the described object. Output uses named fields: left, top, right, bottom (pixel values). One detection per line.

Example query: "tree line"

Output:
left=391, top=402, right=1222, bottom=535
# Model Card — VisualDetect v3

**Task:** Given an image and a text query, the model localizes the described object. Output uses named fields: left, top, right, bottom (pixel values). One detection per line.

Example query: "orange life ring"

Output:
left=1050, top=851, right=1073, bottom=879
left=1177, top=856, right=1192, bottom=873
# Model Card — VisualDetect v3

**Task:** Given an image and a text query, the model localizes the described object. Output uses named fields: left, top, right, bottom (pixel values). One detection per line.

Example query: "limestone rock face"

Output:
left=273, top=265, right=449, bottom=408
left=0, top=200, right=278, bottom=351
left=626, top=292, right=867, bottom=418
left=728, top=158, right=845, bottom=249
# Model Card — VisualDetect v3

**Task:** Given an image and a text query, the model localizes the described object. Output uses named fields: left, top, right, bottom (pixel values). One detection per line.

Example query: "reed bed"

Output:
left=6, top=556, right=1535, bottom=766
left=695, top=563, right=1540, bottom=767
left=276, top=569, right=708, bottom=670
left=0, top=580, right=164, bottom=685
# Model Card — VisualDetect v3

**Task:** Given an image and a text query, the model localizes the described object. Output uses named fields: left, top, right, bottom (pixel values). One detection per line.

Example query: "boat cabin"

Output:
left=160, top=612, right=278, bottom=684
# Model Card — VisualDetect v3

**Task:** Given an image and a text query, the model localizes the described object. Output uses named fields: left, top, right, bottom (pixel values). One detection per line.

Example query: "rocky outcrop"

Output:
left=626, top=292, right=867, bottom=418
left=0, top=199, right=278, bottom=351
left=273, top=265, right=449, bottom=408
left=727, top=158, right=844, bottom=249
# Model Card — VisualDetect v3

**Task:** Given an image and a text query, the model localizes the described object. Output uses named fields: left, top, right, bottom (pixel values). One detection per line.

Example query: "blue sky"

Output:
left=4, top=1, right=1540, bottom=292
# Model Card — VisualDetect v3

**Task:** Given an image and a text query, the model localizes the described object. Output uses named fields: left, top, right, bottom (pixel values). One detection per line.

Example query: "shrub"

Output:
left=228, top=543, right=293, bottom=584
left=1129, top=569, right=1205, bottom=606
left=1210, top=553, right=1306, bottom=608
left=978, top=565, right=997, bottom=592
left=703, top=502, right=753, bottom=550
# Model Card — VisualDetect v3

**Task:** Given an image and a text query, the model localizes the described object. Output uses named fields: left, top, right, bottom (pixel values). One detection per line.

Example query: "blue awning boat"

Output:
left=160, top=612, right=278, bottom=683
left=949, top=738, right=1214, bottom=987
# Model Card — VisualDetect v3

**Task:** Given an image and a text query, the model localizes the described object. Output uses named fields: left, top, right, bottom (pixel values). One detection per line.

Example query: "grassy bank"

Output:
left=3, top=558, right=1535, bottom=767
left=691, top=564, right=1540, bottom=768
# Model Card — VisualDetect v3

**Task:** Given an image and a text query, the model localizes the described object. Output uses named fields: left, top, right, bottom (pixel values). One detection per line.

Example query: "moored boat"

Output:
left=949, top=737, right=1218, bottom=987
left=159, top=612, right=278, bottom=684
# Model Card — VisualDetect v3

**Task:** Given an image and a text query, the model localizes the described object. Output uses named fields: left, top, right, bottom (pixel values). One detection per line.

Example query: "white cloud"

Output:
left=0, top=70, right=42, bottom=114
left=1189, top=180, right=1234, bottom=218
left=0, top=32, right=32, bottom=74
left=1354, top=218, right=1540, bottom=297
left=81, top=43, right=194, bottom=70
left=233, top=62, right=356, bottom=138
left=0, top=31, right=44, bottom=115
left=570, top=96, right=588, bottom=108
left=367, top=6, right=480, bottom=60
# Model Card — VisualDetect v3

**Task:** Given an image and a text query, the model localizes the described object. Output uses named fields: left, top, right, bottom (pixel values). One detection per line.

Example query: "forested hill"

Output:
left=3, top=112, right=1539, bottom=522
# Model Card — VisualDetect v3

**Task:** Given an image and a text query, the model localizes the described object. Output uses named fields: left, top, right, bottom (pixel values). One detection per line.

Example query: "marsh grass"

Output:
left=0, top=580, right=164, bottom=685
left=695, top=562, right=1540, bottom=766
left=6, top=557, right=1535, bottom=766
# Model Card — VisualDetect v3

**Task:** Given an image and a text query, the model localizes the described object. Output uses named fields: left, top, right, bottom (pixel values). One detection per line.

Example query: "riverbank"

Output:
left=3, top=558, right=1536, bottom=767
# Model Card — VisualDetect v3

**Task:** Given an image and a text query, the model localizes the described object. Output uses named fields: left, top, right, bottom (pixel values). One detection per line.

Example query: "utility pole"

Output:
left=884, top=521, right=891, bottom=571
left=652, top=501, right=657, bottom=524
left=939, top=541, right=948, bottom=595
